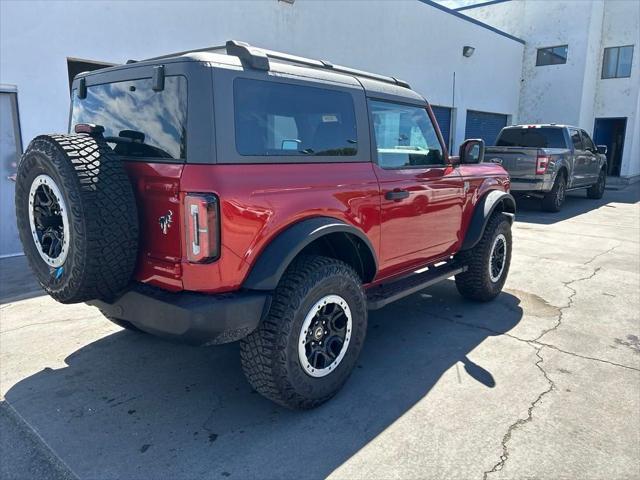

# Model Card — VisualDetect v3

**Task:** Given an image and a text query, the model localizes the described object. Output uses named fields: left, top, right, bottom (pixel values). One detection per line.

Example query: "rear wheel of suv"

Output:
left=541, top=173, right=567, bottom=212
left=240, top=255, right=367, bottom=410
left=454, top=213, right=512, bottom=302
left=15, top=134, right=138, bottom=304
left=586, top=168, right=606, bottom=199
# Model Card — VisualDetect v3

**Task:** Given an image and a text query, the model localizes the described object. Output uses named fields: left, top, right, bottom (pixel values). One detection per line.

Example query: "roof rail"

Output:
left=225, top=40, right=411, bottom=89
left=144, top=40, right=411, bottom=89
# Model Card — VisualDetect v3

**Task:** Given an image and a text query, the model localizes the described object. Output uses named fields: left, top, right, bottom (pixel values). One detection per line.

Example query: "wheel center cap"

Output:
left=313, top=326, right=324, bottom=340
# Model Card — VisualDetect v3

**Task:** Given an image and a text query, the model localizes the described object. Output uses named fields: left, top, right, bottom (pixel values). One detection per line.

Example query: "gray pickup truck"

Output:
left=485, top=125, right=607, bottom=212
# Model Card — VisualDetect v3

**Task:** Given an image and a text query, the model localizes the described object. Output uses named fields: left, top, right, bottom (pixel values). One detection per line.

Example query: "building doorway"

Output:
left=593, top=117, right=627, bottom=177
left=0, top=86, right=24, bottom=257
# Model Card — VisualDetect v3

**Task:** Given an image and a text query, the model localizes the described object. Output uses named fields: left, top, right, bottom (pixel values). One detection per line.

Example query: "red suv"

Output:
left=15, top=41, right=515, bottom=409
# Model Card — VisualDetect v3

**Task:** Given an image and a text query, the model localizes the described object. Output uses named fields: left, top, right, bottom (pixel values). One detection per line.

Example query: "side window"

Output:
left=233, top=78, right=357, bottom=156
left=569, top=129, right=583, bottom=150
left=369, top=100, right=444, bottom=169
left=581, top=130, right=596, bottom=151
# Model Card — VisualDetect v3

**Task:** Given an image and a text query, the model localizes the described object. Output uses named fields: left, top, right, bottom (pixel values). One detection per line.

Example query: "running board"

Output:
left=366, top=262, right=466, bottom=310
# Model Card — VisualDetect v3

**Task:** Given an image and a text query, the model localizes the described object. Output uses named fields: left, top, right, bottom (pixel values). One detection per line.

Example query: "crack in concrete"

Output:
left=428, top=242, right=631, bottom=480
left=533, top=266, right=601, bottom=343
left=437, top=313, right=640, bottom=372
left=482, top=345, right=554, bottom=480
left=583, top=242, right=621, bottom=266
left=480, top=242, right=629, bottom=479
left=534, top=342, right=640, bottom=372
left=0, top=318, right=85, bottom=335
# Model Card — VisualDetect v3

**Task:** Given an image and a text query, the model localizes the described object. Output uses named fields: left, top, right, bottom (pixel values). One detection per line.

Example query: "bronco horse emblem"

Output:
left=159, top=210, right=173, bottom=235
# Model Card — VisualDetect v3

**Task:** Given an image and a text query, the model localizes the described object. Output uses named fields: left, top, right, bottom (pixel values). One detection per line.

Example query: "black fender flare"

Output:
left=461, top=191, right=516, bottom=251
left=243, top=217, right=378, bottom=291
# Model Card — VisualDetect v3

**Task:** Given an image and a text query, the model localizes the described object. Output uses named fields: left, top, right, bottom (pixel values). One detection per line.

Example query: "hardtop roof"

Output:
left=74, top=41, right=427, bottom=105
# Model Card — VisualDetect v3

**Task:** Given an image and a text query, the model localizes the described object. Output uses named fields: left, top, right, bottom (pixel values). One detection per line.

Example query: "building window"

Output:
left=536, top=45, right=568, bottom=66
left=602, top=46, right=634, bottom=79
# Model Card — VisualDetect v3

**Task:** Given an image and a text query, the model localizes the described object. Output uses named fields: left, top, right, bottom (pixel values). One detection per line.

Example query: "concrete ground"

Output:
left=1, top=185, right=639, bottom=480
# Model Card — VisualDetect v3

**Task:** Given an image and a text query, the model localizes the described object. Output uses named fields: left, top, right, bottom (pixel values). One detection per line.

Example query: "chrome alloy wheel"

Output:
left=28, top=174, right=70, bottom=268
left=298, top=294, right=352, bottom=378
left=489, top=233, right=507, bottom=283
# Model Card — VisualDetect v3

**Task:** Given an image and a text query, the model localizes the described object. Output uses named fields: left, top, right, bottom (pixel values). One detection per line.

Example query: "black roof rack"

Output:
left=144, top=40, right=411, bottom=89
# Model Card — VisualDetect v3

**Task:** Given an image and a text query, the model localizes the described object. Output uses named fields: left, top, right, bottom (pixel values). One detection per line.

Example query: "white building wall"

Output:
left=464, top=0, right=639, bottom=180
left=595, top=0, right=640, bottom=178
left=578, top=1, right=605, bottom=130
left=0, top=0, right=523, bottom=153
left=465, top=0, right=601, bottom=128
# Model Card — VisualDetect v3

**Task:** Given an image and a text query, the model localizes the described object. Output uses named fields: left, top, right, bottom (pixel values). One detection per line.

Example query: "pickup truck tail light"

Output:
left=536, top=155, right=550, bottom=175
left=184, top=193, right=220, bottom=263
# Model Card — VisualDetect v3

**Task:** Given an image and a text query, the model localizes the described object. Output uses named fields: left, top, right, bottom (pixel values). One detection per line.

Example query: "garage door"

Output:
left=431, top=106, right=452, bottom=149
left=465, top=110, right=508, bottom=146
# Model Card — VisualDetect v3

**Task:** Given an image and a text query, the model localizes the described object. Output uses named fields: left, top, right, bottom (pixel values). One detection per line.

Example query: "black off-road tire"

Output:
left=240, top=255, right=367, bottom=410
left=454, top=213, right=512, bottom=302
left=586, top=168, right=606, bottom=199
left=541, top=173, right=567, bottom=212
left=15, top=134, right=138, bottom=304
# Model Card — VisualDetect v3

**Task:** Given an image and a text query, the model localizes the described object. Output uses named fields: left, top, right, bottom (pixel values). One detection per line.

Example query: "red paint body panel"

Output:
left=123, top=159, right=509, bottom=294
left=179, top=162, right=381, bottom=293
left=123, top=162, right=184, bottom=291
left=372, top=164, right=464, bottom=278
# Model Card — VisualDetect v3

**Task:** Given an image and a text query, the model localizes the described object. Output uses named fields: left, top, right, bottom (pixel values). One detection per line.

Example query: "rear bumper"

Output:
left=88, top=284, right=270, bottom=345
left=510, top=175, right=554, bottom=192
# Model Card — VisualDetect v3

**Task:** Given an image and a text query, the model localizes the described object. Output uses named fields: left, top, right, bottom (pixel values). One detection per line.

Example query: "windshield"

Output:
left=71, top=76, right=187, bottom=159
left=496, top=127, right=566, bottom=149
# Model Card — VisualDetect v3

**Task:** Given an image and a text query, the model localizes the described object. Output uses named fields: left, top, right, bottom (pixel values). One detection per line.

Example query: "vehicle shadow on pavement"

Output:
left=515, top=184, right=640, bottom=225
left=0, top=256, right=44, bottom=304
left=4, top=281, right=522, bottom=479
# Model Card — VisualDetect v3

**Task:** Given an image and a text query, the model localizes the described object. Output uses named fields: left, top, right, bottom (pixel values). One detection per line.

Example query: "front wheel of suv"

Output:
left=454, top=213, right=512, bottom=302
left=240, top=255, right=367, bottom=410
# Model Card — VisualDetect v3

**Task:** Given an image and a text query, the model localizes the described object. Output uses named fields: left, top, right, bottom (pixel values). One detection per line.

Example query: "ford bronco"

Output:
left=15, top=41, right=515, bottom=409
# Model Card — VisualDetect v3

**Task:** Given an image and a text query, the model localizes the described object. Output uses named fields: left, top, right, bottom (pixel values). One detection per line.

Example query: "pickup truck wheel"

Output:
left=455, top=213, right=512, bottom=302
left=15, top=134, right=138, bottom=304
left=240, top=255, right=367, bottom=409
left=586, top=169, right=606, bottom=199
left=541, top=174, right=566, bottom=212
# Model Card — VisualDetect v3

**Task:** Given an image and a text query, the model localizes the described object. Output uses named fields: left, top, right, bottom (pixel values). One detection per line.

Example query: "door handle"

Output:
left=385, top=190, right=410, bottom=201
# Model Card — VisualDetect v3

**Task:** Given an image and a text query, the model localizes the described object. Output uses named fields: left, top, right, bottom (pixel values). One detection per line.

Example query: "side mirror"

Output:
left=459, top=139, right=485, bottom=164
left=597, top=145, right=608, bottom=155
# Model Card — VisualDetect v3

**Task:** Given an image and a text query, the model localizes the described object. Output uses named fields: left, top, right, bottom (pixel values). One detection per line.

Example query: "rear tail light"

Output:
left=536, top=155, right=550, bottom=175
left=184, top=193, right=220, bottom=263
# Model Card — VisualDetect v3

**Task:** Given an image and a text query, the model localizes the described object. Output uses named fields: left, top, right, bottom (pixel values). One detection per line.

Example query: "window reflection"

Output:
left=71, top=76, right=187, bottom=159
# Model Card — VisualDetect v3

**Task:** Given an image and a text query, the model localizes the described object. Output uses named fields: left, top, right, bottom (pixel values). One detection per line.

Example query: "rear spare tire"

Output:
left=15, top=134, right=138, bottom=304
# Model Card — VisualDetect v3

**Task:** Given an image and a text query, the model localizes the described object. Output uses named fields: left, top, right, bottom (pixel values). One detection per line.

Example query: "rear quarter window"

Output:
left=71, top=76, right=187, bottom=159
left=496, top=128, right=566, bottom=148
left=233, top=78, right=357, bottom=157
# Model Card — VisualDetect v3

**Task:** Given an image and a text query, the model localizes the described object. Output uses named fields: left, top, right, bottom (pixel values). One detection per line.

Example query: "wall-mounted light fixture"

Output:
left=463, top=46, right=475, bottom=57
